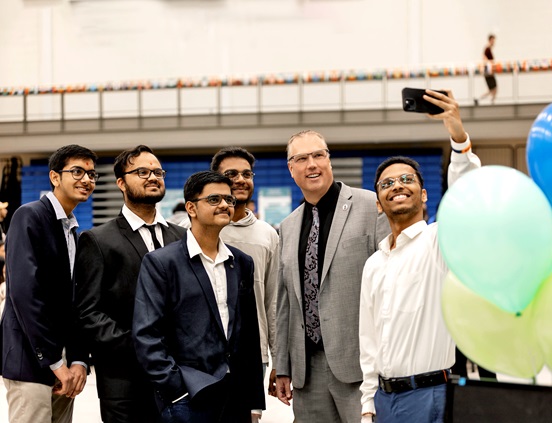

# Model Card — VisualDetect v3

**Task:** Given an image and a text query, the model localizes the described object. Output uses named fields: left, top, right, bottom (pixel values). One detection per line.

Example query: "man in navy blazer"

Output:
left=1, top=145, right=98, bottom=423
left=133, top=170, right=265, bottom=423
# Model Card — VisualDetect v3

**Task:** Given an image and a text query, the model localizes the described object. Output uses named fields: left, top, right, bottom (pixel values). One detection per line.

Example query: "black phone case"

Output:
left=402, top=88, right=448, bottom=114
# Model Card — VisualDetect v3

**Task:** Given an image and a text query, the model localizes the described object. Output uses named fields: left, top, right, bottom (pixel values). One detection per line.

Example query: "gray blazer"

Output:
left=276, top=182, right=389, bottom=388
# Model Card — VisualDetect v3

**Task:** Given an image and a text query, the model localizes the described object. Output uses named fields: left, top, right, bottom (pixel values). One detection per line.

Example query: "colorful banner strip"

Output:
left=1, top=58, right=551, bottom=97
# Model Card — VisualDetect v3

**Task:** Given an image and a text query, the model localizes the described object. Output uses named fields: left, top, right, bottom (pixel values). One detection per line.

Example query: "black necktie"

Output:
left=304, top=206, right=321, bottom=344
left=145, top=224, right=162, bottom=250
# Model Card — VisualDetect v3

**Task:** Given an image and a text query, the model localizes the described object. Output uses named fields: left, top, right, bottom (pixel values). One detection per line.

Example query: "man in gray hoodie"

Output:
left=211, top=147, right=280, bottom=398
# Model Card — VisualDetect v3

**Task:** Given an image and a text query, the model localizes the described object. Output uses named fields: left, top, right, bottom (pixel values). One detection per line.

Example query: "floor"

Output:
left=2, top=367, right=551, bottom=422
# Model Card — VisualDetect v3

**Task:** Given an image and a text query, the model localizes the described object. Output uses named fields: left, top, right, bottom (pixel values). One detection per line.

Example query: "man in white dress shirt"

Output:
left=359, top=90, right=481, bottom=422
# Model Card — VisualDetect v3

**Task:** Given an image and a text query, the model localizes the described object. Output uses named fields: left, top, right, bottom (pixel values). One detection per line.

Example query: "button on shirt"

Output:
left=121, top=204, right=168, bottom=252
left=358, top=136, right=481, bottom=415
left=186, top=229, right=233, bottom=339
left=46, top=192, right=79, bottom=277
left=359, top=221, right=455, bottom=414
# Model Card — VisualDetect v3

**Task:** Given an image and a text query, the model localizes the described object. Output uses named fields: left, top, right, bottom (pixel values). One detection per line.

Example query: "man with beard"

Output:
left=210, top=147, right=280, bottom=398
left=74, top=145, right=185, bottom=423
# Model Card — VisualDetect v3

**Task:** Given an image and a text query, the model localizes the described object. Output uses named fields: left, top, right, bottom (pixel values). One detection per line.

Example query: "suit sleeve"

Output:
left=239, top=255, right=266, bottom=410
left=264, top=232, right=279, bottom=365
left=74, top=231, right=133, bottom=353
left=275, top=228, right=291, bottom=377
left=132, top=253, right=185, bottom=398
left=6, top=206, right=62, bottom=367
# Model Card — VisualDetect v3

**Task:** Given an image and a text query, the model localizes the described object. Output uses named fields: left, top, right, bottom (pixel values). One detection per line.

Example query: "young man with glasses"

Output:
left=74, top=145, right=185, bottom=423
left=1, top=145, right=97, bottom=423
left=211, top=147, right=280, bottom=398
left=275, top=131, right=390, bottom=422
left=359, top=90, right=481, bottom=422
left=133, top=170, right=265, bottom=422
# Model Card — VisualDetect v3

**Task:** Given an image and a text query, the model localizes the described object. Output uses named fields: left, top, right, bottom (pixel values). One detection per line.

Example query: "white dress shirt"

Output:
left=186, top=228, right=233, bottom=339
left=359, top=136, right=481, bottom=415
left=121, top=204, right=168, bottom=251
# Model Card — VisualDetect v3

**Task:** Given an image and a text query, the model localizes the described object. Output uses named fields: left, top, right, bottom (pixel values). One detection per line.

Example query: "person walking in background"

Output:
left=211, top=146, right=280, bottom=396
left=74, top=145, right=185, bottom=423
left=1, top=145, right=98, bottom=423
left=475, top=34, right=497, bottom=105
left=133, top=170, right=265, bottom=422
left=359, top=90, right=481, bottom=422
left=275, top=130, right=390, bottom=422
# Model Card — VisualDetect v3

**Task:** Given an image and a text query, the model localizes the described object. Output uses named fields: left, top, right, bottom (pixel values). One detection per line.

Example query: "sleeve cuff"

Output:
left=49, top=359, right=64, bottom=371
left=450, top=134, right=471, bottom=153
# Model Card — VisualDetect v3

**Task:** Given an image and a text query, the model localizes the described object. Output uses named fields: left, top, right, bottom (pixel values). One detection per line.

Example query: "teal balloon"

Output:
left=527, top=103, right=552, bottom=205
left=437, top=166, right=552, bottom=313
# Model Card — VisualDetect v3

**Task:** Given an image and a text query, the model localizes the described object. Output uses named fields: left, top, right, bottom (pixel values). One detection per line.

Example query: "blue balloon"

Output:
left=527, top=103, right=552, bottom=205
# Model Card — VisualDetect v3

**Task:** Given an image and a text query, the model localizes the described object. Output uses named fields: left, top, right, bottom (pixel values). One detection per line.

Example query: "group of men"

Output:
left=0, top=89, right=481, bottom=423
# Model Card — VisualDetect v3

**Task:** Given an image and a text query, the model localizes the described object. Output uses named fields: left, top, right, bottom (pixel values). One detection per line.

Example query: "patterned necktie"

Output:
left=304, top=206, right=321, bottom=344
left=145, top=224, right=162, bottom=250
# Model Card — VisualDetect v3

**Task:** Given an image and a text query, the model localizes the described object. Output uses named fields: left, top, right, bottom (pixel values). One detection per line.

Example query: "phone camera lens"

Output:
left=405, top=98, right=415, bottom=110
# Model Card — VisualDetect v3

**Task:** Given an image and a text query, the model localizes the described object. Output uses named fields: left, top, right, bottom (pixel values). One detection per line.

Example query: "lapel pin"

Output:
left=343, top=204, right=349, bottom=211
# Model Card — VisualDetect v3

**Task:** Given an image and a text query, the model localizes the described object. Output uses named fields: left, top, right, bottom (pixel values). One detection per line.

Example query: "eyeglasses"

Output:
left=123, top=167, right=166, bottom=179
left=223, top=169, right=255, bottom=180
left=58, top=167, right=99, bottom=182
left=377, top=173, right=417, bottom=191
left=287, top=149, right=329, bottom=164
left=189, top=194, right=237, bottom=207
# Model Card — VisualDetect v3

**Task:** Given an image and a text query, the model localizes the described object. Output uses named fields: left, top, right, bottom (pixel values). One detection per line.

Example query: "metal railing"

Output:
left=1, top=58, right=552, bottom=123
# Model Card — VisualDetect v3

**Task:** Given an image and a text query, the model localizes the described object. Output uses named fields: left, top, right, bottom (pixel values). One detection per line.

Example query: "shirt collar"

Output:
left=305, top=180, right=340, bottom=213
left=46, top=191, right=79, bottom=230
left=122, top=204, right=168, bottom=231
left=379, top=220, right=427, bottom=253
left=186, top=228, right=233, bottom=262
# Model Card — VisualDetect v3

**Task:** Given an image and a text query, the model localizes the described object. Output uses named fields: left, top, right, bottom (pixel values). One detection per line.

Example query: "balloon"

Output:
left=527, top=103, right=552, bottom=205
left=437, top=166, right=552, bottom=313
left=532, top=273, right=552, bottom=368
left=442, top=272, right=543, bottom=378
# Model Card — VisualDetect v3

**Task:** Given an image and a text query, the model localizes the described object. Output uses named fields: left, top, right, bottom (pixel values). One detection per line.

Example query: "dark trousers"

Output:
left=159, top=375, right=250, bottom=423
left=99, top=393, right=158, bottom=423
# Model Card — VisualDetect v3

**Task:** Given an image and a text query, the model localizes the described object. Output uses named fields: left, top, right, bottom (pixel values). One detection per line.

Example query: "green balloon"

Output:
left=532, top=274, right=552, bottom=368
left=438, top=166, right=552, bottom=313
left=442, top=272, right=543, bottom=379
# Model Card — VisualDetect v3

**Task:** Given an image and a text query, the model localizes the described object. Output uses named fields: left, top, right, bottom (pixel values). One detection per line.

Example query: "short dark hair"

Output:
left=374, top=156, right=425, bottom=193
left=184, top=171, right=233, bottom=203
left=172, top=202, right=187, bottom=213
left=114, top=145, right=155, bottom=179
left=48, top=144, right=98, bottom=190
left=210, top=146, right=256, bottom=172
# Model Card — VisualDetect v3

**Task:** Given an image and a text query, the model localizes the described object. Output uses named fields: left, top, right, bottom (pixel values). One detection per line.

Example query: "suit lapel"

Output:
left=288, top=205, right=305, bottom=312
left=187, top=247, right=227, bottom=340
left=225, top=258, right=238, bottom=341
left=321, top=183, right=352, bottom=288
left=116, top=214, right=149, bottom=258
left=161, top=223, right=183, bottom=245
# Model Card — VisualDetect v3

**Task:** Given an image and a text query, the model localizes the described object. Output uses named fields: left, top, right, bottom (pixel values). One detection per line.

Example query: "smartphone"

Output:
left=402, top=88, right=448, bottom=114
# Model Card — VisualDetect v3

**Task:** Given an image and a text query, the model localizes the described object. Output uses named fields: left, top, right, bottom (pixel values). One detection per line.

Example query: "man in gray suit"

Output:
left=275, top=130, right=390, bottom=422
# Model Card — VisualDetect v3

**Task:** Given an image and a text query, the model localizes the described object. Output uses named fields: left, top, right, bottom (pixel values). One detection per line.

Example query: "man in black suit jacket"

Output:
left=74, top=145, right=185, bottom=423
left=133, top=170, right=265, bottom=423
left=1, top=145, right=98, bottom=423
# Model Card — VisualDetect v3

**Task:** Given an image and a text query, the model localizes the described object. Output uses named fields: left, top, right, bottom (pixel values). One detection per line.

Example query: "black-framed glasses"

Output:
left=223, top=169, right=255, bottom=180
left=123, top=167, right=166, bottom=179
left=287, top=149, right=329, bottom=164
left=189, top=194, right=237, bottom=207
left=58, top=167, right=99, bottom=182
left=377, top=173, right=417, bottom=191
